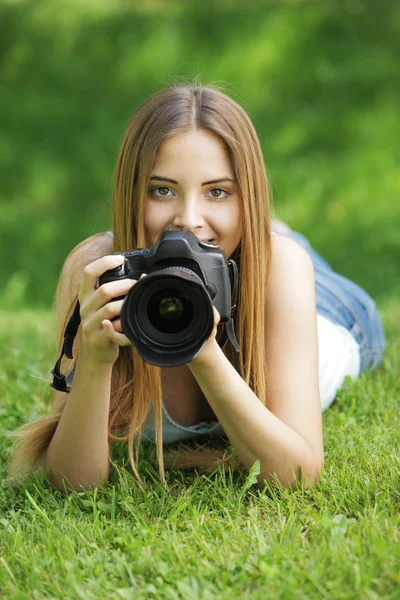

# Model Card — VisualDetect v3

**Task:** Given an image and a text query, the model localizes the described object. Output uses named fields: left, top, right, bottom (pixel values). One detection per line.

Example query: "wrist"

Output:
left=187, top=339, right=221, bottom=370
left=78, top=349, right=116, bottom=374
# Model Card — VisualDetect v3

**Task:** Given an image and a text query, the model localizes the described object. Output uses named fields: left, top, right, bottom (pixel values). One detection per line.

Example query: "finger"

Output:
left=81, top=295, right=127, bottom=336
left=92, top=273, right=146, bottom=312
left=98, top=299, right=126, bottom=325
left=111, top=319, right=122, bottom=333
left=102, top=320, right=132, bottom=346
left=95, top=275, right=146, bottom=327
left=213, top=306, right=221, bottom=325
left=80, top=254, right=125, bottom=300
left=81, top=278, right=136, bottom=320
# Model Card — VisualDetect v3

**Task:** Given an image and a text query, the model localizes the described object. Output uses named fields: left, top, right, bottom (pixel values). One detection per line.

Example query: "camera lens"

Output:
left=120, top=268, right=215, bottom=367
left=147, top=289, right=193, bottom=333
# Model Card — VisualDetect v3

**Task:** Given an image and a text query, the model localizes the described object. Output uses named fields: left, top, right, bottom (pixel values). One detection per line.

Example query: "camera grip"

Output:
left=98, top=264, right=126, bottom=287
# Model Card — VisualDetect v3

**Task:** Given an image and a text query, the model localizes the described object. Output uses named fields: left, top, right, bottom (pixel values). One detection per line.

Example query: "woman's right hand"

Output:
left=78, top=254, right=143, bottom=366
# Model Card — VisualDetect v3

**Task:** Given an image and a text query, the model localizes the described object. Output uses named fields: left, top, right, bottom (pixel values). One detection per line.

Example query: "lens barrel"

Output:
left=120, top=267, right=214, bottom=366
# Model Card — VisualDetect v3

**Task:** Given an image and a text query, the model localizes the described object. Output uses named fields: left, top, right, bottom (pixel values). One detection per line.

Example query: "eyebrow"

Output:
left=149, top=175, right=236, bottom=185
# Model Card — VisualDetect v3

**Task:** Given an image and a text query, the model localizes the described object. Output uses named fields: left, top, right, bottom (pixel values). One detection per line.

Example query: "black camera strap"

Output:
left=50, top=300, right=81, bottom=393
left=222, top=259, right=240, bottom=352
left=50, top=259, right=240, bottom=393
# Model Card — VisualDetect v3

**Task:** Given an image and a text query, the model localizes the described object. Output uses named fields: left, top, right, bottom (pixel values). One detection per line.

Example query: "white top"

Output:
left=316, top=313, right=360, bottom=412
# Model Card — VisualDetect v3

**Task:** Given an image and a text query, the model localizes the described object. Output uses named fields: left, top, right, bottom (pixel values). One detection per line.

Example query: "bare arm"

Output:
left=43, top=242, right=138, bottom=494
left=44, top=356, right=113, bottom=493
left=187, top=235, right=324, bottom=491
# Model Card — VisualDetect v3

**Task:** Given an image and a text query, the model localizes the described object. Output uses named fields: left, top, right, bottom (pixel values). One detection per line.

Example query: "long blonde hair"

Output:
left=5, top=81, right=273, bottom=489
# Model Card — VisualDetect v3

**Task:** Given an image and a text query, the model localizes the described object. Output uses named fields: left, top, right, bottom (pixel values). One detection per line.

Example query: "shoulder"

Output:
left=60, top=231, right=114, bottom=287
left=267, top=233, right=314, bottom=306
left=55, top=231, right=115, bottom=330
left=65, top=231, right=114, bottom=267
left=265, top=232, right=317, bottom=362
left=270, top=231, right=313, bottom=270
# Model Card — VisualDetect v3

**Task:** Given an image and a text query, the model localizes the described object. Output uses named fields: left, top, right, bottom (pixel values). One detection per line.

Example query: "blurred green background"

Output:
left=1, top=0, right=399, bottom=310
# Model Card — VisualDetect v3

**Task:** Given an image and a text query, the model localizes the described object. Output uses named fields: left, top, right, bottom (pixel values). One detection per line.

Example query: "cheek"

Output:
left=144, top=203, right=166, bottom=228
left=143, top=204, right=156, bottom=243
left=144, top=203, right=173, bottom=246
left=143, top=202, right=154, bottom=224
left=219, top=203, right=242, bottom=233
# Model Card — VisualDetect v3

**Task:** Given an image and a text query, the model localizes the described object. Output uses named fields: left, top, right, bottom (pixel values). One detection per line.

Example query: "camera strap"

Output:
left=50, top=300, right=81, bottom=393
left=50, top=259, right=240, bottom=393
left=222, top=259, right=240, bottom=353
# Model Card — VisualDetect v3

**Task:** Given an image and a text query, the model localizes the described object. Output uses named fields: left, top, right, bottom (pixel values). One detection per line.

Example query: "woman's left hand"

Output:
left=187, top=306, right=221, bottom=367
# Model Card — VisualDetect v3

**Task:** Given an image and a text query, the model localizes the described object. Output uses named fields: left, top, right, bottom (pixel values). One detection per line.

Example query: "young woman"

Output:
left=6, top=84, right=386, bottom=493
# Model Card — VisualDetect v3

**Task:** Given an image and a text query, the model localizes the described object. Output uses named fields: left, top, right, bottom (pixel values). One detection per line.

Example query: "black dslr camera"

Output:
left=98, top=228, right=240, bottom=367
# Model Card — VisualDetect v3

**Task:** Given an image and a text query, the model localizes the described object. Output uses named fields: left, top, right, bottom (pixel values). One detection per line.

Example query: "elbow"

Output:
left=257, top=458, right=324, bottom=492
left=299, top=461, right=324, bottom=490
left=311, top=457, right=324, bottom=487
left=307, top=453, right=325, bottom=488
left=43, top=454, right=110, bottom=495
left=45, top=470, right=109, bottom=496
left=294, top=450, right=325, bottom=490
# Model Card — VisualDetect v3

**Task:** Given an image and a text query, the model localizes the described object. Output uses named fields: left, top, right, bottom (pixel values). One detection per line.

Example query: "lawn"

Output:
left=1, top=0, right=399, bottom=597
left=0, top=301, right=399, bottom=599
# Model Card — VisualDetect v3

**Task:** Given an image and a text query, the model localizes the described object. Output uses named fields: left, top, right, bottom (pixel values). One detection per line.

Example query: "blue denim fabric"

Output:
left=282, top=229, right=386, bottom=374
left=142, top=403, right=226, bottom=445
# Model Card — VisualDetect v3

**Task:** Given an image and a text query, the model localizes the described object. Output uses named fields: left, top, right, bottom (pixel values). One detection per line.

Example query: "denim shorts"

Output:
left=281, top=230, right=386, bottom=374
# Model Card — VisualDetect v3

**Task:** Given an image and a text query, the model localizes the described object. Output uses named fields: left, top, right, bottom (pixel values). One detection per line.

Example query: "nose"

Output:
left=171, top=197, right=206, bottom=233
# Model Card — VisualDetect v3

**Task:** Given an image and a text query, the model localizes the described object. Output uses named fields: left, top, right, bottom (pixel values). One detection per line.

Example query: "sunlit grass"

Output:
left=1, top=0, right=399, bottom=597
left=0, top=304, right=399, bottom=598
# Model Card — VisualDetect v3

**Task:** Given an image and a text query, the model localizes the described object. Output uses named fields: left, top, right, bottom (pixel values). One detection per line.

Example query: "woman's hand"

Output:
left=78, top=254, right=145, bottom=366
left=187, top=305, right=221, bottom=367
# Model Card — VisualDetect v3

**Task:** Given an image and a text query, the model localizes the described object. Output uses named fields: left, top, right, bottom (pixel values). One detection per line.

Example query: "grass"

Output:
left=1, top=3, right=399, bottom=594
left=0, top=301, right=399, bottom=599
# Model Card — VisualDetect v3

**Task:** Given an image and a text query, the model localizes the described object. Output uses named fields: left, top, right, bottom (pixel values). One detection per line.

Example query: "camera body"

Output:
left=99, top=229, right=233, bottom=321
left=99, top=229, right=238, bottom=366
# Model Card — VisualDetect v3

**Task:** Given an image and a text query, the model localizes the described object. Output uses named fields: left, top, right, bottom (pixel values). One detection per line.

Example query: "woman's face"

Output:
left=144, top=129, right=243, bottom=258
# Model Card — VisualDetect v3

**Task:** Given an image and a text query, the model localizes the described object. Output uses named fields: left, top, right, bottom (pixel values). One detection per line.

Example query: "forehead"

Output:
left=152, top=129, right=233, bottom=175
